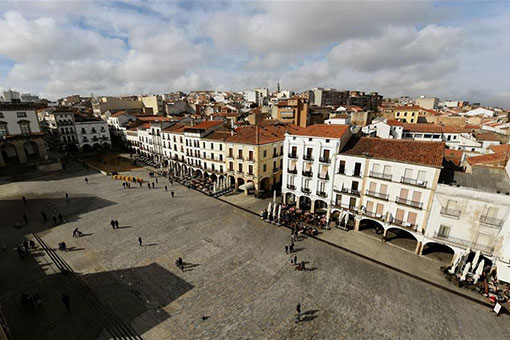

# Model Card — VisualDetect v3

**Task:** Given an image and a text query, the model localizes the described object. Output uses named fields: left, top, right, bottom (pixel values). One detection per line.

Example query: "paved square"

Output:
left=1, top=161, right=510, bottom=340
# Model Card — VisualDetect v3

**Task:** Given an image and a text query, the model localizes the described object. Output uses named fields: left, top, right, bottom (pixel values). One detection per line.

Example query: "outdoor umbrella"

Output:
left=273, top=204, right=278, bottom=221
left=343, top=211, right=349, bottom=226
left=278, top=205, right=282, bottom=223
left=449, top=253, right=460, bottom=274
left=461, top=262, right=471, bottom=281
left=471, top=250, right=481, bottom=273
left=267, top=202, right=272, bottom=217
left=473, top=259, right=485, bottom=284
left=273, top=190, right=277, bottom=205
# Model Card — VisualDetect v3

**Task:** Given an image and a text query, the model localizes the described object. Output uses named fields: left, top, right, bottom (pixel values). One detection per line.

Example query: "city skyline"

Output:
left=0, top=1, right=509, bottom=107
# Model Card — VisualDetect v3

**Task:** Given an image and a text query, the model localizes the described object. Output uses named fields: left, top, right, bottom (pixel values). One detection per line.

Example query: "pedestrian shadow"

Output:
left=305, top=267, right=318, bottom=272
left=183, top=263, right=200, bottom=268
left=143, top=243, right=158, bottom=247
left=117, top=226, right=132, bottom=229
left=299, top=310, right=319, bottom=322
left=67, top=247, right=85, bottom=252
left=293, top=247, right=306, bottom=253
left=80, top=233, right=94, bottom=236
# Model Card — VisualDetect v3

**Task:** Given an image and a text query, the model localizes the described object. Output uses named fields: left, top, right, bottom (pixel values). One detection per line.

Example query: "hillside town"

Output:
left=2, top=85, right=510, bottom=339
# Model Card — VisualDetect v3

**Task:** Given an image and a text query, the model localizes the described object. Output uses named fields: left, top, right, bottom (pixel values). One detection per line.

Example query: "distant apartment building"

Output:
left=0, top=103, right=48, bottom=166
left=414, top=97, right=439, bottom=110
left=75, top=117, right=111, bottom=151
left=92, top=97, right=144, bottom=115
left=312, top=88, right=349, bottom=107
left=44, top=109, right=79, bottom=151
left=139, top=95, right=164, bottom=115
left=275, top=97, right=310, bottom=127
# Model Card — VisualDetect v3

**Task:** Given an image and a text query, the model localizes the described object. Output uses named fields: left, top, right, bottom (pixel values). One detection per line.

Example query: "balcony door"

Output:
left=354, top=162, right=361, bottom=176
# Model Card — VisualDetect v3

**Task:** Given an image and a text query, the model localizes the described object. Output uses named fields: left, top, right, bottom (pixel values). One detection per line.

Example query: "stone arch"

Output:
left=385, top=227, right=418, bottom=253
left=23, top=141, right=39, bottom=161
left=421, top=241, right=455, bottom=263
left=299, top=196, right=312, bottom=211
left=285, top=192, right=296, bottom=205
left=102, top=142, right=110, bottom=149
left=82, top=144, right=92, bottom=152
left=1, top=143, right=19, bottom=165
left=237, top=177, right=245, bottom=191
left=260, top=177, right=271, bottom=192
left=359, top=218, right=384, bottom=232
left=65, top=143, right=79, bottom=152
left=314, top=199, right=328, bottom=214
left=92, top=143, right=101, bottom=151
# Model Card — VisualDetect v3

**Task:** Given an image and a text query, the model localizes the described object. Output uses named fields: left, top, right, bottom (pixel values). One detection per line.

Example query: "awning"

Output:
left=496, top=260, right=510, bottom=283
left=320, top=165, right=328, bottom=178
left=239, top=182, right=255, bottom=191
left=289, top=161, right=296, bottom=171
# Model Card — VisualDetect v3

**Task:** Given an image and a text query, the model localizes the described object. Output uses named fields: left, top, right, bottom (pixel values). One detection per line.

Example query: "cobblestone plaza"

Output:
left=1, top=162, right=510, bottom=339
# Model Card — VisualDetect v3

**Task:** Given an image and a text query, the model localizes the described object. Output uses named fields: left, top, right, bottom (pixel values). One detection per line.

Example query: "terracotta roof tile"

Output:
left=342, top=137, right=445, bottom=167
left=225, top=124, right=302, bottom=145
left=184, top=120, right=224, bottom=130
left=489, top=144, right=510, bottom=154
left=467, top=153, right=509, bottom=165
left=289, top=124, right=350, bottom=138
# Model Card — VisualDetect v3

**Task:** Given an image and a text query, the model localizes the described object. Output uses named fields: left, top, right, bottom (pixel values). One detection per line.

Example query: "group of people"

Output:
left=21, top=293, right=42, bottom=310
left=17, top=240, right=36, bottom=258
left=288, top=230, right=307, bottom=271
left=110, top=219, right=120, bottom=229
left=175, top=257, right=185, bottom=272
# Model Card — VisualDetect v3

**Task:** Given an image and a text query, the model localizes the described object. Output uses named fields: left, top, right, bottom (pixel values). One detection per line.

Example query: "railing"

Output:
left=369, top=171, right=392, bottom=181
left=237, top=156, right=244, bottom=160
left=364, top=211, right=384, bottom=221
left=302, top=187, right=311, bottom=193
left=338, top=188, right=360, bottom=196
left=365, top=190, right=389, bottom=200
left=247, top=158, right=254, bottom=162
left=303, top=155, right=313, bottom=161
left=288, top=153, right=298, bottom=159
left=440, top=207, right=461, bottom=218
left=287, top=184, right=296, bottom=190
left=479, top=215, right=503, bottom=228
left=392, top=218, right=418, bottom=231
left=433, top=232, right=494, bottom=254
left=227, top=154, right=234, bottom=159
left=400, top=176, right=427, bottom=188
left=395, top=197, right=423, bottom=209
left=334, top=203, right=358, bottom=212
left=316, top=191, right=327, bottom=197
left=302, top=171, right=313, bottom=177
left=319, top=157, right=331, bottom=164
left=288, top=168, right=297, bottom=174
left=318, top=173, right=329, bottom=180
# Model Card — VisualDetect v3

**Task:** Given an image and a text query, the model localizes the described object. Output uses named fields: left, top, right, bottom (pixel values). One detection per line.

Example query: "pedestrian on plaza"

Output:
left=147, top=183, right=151, bottom=189
left=41, top=211, right=47, bottom=221
left=52, top=215, right=58, bottom=225
left=110, top=220, right=115, bottom=229
left=290, top=243, right=294, bottom=253
left=127, top=182, right=130, bottom=189
left=138, top=237, right=143, bottom=246
left=114, top=220, right=119, bottom=228
left=155, top=178, right=158, bottom=183
left=139, top=182, right=142, bottom=188
left=29, top=240, right=35, bottom=248
left=122, top=182, right=126, bottom=189
left=152, top=182, right=155, bottom=189
left=301, top=261, right=305, bottom=271
left=73, top=228, right=78, bottom=237
left=58, top=214, right=63, bottom=223
left=295, top=303, right=301, bottom=323
left=285, top=245, right=289, bottom=254
left=165, top=185, right=168, bottom=191
left=61, top=294, right=70, bottom=310
left=65, top=193, right=69, bottom=201
left=171, top=191, right=175, bottom=198
left=22, top=196, right=26, bottom=204
left=294, top=255, right=297, bottom=265
left=85, top=177, right=89, bottom=184
left=17, top=246, right=24, bottom=258
left=22, top=213, right=28, bottom=223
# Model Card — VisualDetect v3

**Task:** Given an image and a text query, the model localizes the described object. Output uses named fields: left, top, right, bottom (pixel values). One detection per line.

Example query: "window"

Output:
left=438, top=225, right=450, bottom=238
left=353, top=162, right=361, bottom=176
left=289, top=175, right=295, bottom=185
left=308, top=138, right=312, bottom=142
left=248, top=165, right=253, bottom=175
left=263, top=164, right=267, bottom=172
left=322, top=149, right=330, bottom=159
left=229, top=162, right=234, bottom=171
left=239, top=163, right=243, bottom=173
left=326, top=139, right=330, bottom=143
left=0, top=113, right=3, bottom=118
left=335, top=194, right=342, bottom=205
left=17, top=112, right=27, bottom=117
left=338, top=160, right=345, bottom=174
left=407, top=212, right=417, bottom=225
left=219, top=154, right=223, bottom=161
left=19, top=121, right=31, bottom=135
left=220, top=144, right=222, bottom=151
left=238, top=149, right=243, bottom=159
left=273, top=160, right=277, bottom=170
left=229, top=148, right=233, bottom=157
left=351, top=181, right=359, bottom=191
left=424, top=134, right=432, bottom=138
left=383, top=165, right=392, bottom=176
left=404, top=168, right=413, bottom=179
left=249, top=150, right=254, bottom=161
left=211, top=143, right=214, bottom=149
left=263, top=150, right=267, bottom=157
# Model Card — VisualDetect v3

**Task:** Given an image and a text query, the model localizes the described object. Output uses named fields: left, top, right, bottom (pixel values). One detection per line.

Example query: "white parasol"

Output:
left=460, top=262, right=471, bottom=281
left=343, top=211, right=349, bottom=226
left=273, top=190, right=276, bottom=205
left=267, top=202, right=272, bottom=217
left=473, top=259, right=485, bottom=284
left=471, top=250, right=481, bottom=273
left=278, top=205, right=282, bottom=223
left=273, top=204, right=278, bottom=221
left=448, top=253, right=460, bottom=274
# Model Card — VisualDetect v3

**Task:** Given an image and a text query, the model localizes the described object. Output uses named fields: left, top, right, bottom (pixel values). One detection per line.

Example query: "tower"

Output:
left=277, top=82, right=280, bottom=93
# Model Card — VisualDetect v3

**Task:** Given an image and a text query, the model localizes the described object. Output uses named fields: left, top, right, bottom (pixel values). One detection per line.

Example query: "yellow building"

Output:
left=393, top=106, right=426, bottom=123
left=224, top=123, right=302, bottom=196
left=139, top=95, right=164, bottom=115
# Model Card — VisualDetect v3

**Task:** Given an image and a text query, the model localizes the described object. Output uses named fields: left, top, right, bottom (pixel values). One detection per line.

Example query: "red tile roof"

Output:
left=162, top=123, right=187, bottom=133
left=225, top=124, right=303, bottom=145
left=444, top=149, right=464, bottom=167
left=342, top=137, right=445, bottom=167
left=137, top=116, right=172, bottom=122
left=111, top=111, right=128, bottom=117
left=489, top=144, right=510, bottom=154
left=467, top=152, right=509, bottom=166
left=289, top=124, right=350, bottom=138
left=202, top=130, right=232, bottom=141
left=184, top=120, right=224, bottom=130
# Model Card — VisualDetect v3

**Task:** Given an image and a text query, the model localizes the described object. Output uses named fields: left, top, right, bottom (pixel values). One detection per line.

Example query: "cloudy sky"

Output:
left=0, top=1, right=509, bottom=107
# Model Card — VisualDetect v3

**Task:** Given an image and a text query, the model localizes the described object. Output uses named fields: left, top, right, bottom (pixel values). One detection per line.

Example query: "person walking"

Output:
left=155, top=178, right=158, bottom=184
left=151, top=182, right=155, bottom=189
left=165, top=185, right=168, bottom=191
left=127, top=182, right=130, bottom=189
left=301, top=261, right=305, bottom=271
left=110, top=220, right=115, bottom=229
left=294, top=255, right=297, bottom=265
left=139, top=182, right=142, bottom=188
left=171, top=191, right=175, bottom=198
left=147, top=183, right=151, bottom=189
left=285, top=245, right=289, bottom=254
left=65, top=193, right=69, bottom=201
left=290, top=243, right=294, bottom=253
left=22, top=213, right=28, bottom=223
left=85, top=177, right=89, bottom=184
left=114, top=220, right=119, bottom=229
left=122, top=182, right=126, bottom=189
left=295, top=303, right=301, bottom=323
left=41, top=211, right=47, bottom=221
left=22, top=196, right=26, bottom=205
left=138, top=237, right=143, bottom=246
left=61, top=294, right=70, bottom=310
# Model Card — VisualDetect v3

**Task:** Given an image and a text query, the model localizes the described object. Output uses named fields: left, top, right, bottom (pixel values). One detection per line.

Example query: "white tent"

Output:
left=496, top=260, right=510, bottom=284
left=449, top=253, right=461, bottom=274
left=239, top=182, right=255, bottom=191
left=473, top=259, right=485, bottom=284
left=461, top=263, right=471, bottom=281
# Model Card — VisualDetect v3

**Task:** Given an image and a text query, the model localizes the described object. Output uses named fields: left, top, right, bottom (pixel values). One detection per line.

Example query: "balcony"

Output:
left=440, top=207, right=461, bottom=219
left=365, top=190, right=389, bottom=201
left=303, top=155, right=314, bottom=162
left=337, top=187, right=360, bottom=197
left=392, top=219, right=418, bottom=231
left=395, top=197, right=423, bottom=209
left=433, top=232, right=494, bottom=254
left=247, top=158, right=255, bottom=163
left=316, top=191, right=327, bottom=197
left=302, top=171, right=313, bottom=177
left=364, top=210, right=384, bottom=221
left=319, top=157, right=331, bottom=164
left=369, top=171, right=392, bottom=181
left=237, top=156, right=244, bottom=161
left=302, top=187, right=311, bottom=194
left=334, top=203, right=357, bottom=212
left=227, top=154, right=234, bottom=159
left=400, top=176, right=428, bottom=188
left=287, top=184, right=296, bottom=190
left=318, top=173, right=330, bottom=180
left=288, top=168, right=297, bottom=174
left=288, top=153, right=298, bottom=159
left=479, top=215, right=503, bottom=228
